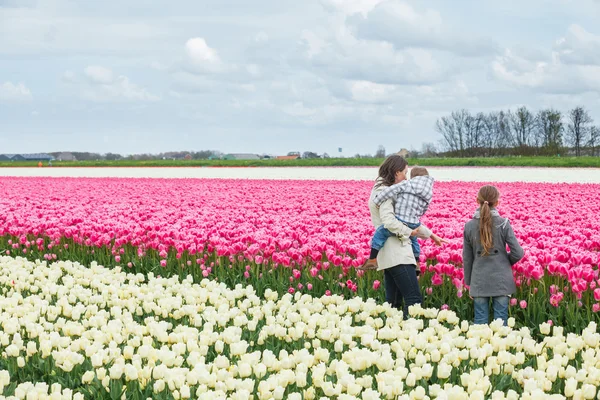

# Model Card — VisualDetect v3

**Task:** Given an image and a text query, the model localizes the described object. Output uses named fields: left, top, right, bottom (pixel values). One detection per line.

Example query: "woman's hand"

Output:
left=430, top=233, right=448, bottom=246
left=410, top=228, right=419, bottom=237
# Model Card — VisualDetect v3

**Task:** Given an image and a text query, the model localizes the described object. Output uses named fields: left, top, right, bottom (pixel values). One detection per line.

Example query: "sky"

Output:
left=1, top=0, right=600, bottom=156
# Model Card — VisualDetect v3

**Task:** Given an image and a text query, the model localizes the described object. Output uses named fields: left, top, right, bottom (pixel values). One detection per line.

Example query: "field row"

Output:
left=1, top=256, right=599, bottom=399
left=0, top=178, right=599, bottom=333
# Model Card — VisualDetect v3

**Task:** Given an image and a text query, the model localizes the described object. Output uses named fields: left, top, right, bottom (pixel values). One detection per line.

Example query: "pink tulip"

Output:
left=431, top=274, right=443, bottom=286
left=307, top=283, right=313, bottom=290
left=593, top=303, right=600, bottom=313
left=288, top=287, right=295, bottom=294
left=594, top=288, right=600, bottom=302
left=519, top=300, right=527, bottom=309
left=510, top=298, right=518, bottom=307
left=244, top=271, right=250, bottom=279
left=325, top=290, right=331, bottom=296
left=373, top=280, right=381, bottom=290
left=1, top=176, right=599, bottom=317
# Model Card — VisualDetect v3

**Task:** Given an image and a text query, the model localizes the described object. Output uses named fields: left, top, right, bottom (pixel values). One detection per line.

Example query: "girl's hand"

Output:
left=431, top=234, right=448, bottom=246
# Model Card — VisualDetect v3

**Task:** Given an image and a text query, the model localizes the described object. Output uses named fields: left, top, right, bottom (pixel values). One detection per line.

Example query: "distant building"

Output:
left=397, top=148, right=410, bottom=158
left=223, top=153, right=261, bottom=160
left=57, top=152, right=77, bottom=161
left=22, top=153, right=55, bottom=161
left=276, top=155, right=300, bottom=160
left=0, top=153, right=55, bottom=161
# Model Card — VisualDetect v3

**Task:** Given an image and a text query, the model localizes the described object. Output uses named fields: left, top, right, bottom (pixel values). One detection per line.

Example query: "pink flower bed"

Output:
left=1, top=177, right=599, bottom=329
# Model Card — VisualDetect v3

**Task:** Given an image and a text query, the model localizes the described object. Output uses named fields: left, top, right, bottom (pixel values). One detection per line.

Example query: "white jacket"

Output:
left=369, top=183, right=432, bottom=270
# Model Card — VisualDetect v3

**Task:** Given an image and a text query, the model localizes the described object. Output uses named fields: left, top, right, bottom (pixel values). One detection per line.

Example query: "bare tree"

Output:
left=463, top=112, right=486, bottom=155
left=509, top=106, right=536, bottom=152
left=375, top=145, right=386, bottom=158
left=567, top=107, right=593, bottom=157
left=436, top=109, right=470, bottom=156
left=589, top=126, right=600, bottom=157
left=421, top=142, right=438, bottom=157
left=481, top=111, right=511, bottom=156
left=536, top=109, right=563, bottom=156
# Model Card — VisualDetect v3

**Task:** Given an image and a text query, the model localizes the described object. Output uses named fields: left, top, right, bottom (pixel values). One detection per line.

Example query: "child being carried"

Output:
left=361, top=167, right=434, bottom=270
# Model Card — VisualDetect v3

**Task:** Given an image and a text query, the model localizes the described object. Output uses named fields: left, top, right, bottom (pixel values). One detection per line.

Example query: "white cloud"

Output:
left=254, top=31, right=269, bottom=43
left=554, top=24, right=600, bottom=65
left=348, top=1, right=498, bottom=57
left=301, top=30, right=328, bottom=58
left=184, top=37, right=223, bottom=73
left=321, top=0, right=387, bottom=16
left=492, top=35, right=600, bottom=94
left=84, top=65, right=114, bottom=84
left=0, top=81, right=32, bottom=102
left=302, top=21, right=447, bottom=85
left=66, top=67, right=160, bottom=102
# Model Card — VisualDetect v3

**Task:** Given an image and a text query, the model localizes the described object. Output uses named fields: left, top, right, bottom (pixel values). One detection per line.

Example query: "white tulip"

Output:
left=565, top=377, right=578, bottom=398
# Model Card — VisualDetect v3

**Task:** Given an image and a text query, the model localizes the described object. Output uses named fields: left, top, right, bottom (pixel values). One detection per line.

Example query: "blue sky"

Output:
left=1, top=0, right=600, bottom=156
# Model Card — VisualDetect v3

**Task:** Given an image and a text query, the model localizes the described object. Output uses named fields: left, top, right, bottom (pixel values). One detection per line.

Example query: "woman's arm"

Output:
left=378, top=199, right=414, bottom=237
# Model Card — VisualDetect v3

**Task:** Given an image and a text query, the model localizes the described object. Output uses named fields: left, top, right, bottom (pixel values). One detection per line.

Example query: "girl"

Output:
left=463, top=185, right=524, bottom=325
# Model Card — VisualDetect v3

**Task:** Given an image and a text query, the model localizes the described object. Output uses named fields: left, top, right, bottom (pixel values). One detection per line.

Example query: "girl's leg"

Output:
left=385, top=265, right=422, bottom=319
left=473, top=297, right=490, bottom=324
left=492, top=296, right=510, bottom=326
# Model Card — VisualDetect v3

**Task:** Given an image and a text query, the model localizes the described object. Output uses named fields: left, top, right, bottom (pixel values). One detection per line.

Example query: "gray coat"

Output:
left=462, top=208, right=524, bottom=297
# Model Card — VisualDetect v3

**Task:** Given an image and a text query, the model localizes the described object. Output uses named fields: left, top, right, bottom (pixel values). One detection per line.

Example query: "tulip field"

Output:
left=0, top=256, right=599, bottom=400
left=0, top=176, right=600, bottom=398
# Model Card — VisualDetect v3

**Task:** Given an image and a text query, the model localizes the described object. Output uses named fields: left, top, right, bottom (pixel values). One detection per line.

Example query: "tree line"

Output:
left=435, top=106, right=600, bottom=157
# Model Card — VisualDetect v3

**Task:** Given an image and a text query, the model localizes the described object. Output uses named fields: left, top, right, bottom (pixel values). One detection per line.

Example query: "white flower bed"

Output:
left=0, top=255, right=599, bottom=399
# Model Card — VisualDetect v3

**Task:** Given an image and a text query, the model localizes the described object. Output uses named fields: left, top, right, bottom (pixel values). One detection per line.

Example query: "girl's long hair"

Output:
left=375, top=155, right=408, bottom=188
left=477, top=185, right=500, bottom=255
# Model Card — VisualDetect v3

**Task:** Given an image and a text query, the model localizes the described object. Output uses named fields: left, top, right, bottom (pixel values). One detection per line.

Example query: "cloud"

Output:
left=301, top=22, right=449, bottom=85
left=492, top=31, right=600, bottom=94
left=324, top=0, right=498, bottom=57
left=0, top=81, right=32, bottom=102
left=184, top=38, right=224, bottom=73
left=554, top=24, right=600, bottom=65
left=320, top=0, right=387, bottom=16
left=65, top=66, right=160, bottom=102
left=84, top=65, right=114, bottom=84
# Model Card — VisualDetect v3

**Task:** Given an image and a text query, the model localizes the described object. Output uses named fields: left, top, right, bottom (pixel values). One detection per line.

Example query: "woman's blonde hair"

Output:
left=477, top=185, right=500, bottom=255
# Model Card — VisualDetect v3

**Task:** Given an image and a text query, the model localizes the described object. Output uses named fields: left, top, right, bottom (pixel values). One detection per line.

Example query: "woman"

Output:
left=365, top=155, right=445, bottom=318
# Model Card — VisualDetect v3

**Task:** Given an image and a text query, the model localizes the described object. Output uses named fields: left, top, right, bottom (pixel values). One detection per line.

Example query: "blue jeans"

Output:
left=473, top=296, right=509, bottom=325
left=384, top=265, right=423, bottom=319
left=372, top=219, right=421, bottom=260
